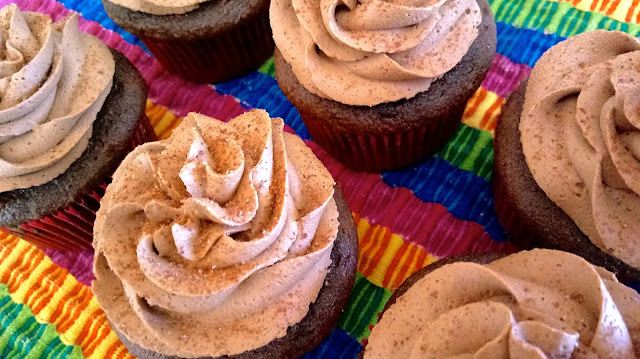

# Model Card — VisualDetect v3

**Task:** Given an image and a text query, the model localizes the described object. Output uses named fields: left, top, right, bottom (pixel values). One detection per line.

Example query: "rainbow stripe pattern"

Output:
left=0, top=0, right=639, bottom=357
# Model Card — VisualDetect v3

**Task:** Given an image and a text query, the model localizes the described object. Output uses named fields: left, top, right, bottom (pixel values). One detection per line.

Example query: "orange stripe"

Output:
left=30, top=267, right=67, bottom=315
left=626, top=0, right=640, bottom=22
left=366, top=229, right=392, bottom=276
left=382, top=242, right=410, bottom=288
left=0, top=244, right=30, bottom=284
left=463, top=88, right=487, bottom=119
left=24, top=263, right=58, bottom=312
left=479, top=97, right=504, bottom=130
left=6, top=247, right=40, bottom=292
left=54, top=284, right=91, bottom=333
left=158, top=118, right=183, bottom=139
left=607, top=0, right=621, bottom=14
left=84, top=314, right=111, bottom=357
left=358, top=225, right=379, bottom=276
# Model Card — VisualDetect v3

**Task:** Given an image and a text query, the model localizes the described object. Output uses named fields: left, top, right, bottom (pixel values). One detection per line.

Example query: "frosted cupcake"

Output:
left=102, top=0, right=274, bottom=84
left=0, top=4, right=154, bottom=250
left=271, top=0, right=497, bottom=171
left=361, top=249, right=640, bottom=358
left=493, top=30, right=640, bottom=283
left=93, top=110, right=358, bottom=358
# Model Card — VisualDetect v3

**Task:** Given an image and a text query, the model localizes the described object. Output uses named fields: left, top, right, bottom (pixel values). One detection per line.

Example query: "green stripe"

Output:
left=435, top=124, right=494, bottom=180
left=258, top=57, right=276, bottom=77
left=0, top=284, right=84, bottom=359
left=337, top=273, right=392, bottom=340
left=490, top=0, right=640, bottom=36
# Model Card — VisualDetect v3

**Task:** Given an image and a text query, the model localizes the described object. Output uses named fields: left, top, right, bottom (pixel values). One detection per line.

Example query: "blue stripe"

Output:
left=215, top=72, right=311, bottom=139
left=496, top=22, right=566, bottom=67
left=58, top=0, right=149, bottom=52
left=302, top=329, right=362, bottom=359
left=381, top=158, right=505, bottom=242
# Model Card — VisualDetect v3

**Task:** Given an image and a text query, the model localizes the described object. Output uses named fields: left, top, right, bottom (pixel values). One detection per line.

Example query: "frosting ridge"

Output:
left=0, top=4, right=115, bottom=192
left=365, top=249, right=640, bottom=359
left=520, top=30, right=640, bottom=271
left=105, top=0, right=206, bottom=15
left=271, top=0, right=482, bottom=106
left=93, top=110, right=339, bottom=357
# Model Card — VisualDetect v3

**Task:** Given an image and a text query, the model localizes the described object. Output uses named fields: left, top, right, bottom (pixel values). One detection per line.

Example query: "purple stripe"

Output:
left=481, top=54, right=532, bottom=98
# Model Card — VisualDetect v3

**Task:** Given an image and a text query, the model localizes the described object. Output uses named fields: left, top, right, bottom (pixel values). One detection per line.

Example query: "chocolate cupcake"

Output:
left=361, top=249, right=640, bottom=358
left=0, top=5, right=154, bottom=251
left=493, top=30, right=640, bottom=284
left=92, top=110, right=358, bottom=358
left=101, top=0, right=274, bottom=84
left=271, top=0, right=496, bottom=171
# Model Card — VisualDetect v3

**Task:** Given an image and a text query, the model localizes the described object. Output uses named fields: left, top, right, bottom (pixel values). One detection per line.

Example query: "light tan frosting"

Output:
left=106, top=0, right=206, bottom=15
left=365, top=249, right=640, bottom=359
left=520, top=30, right=640, bottom=271
left=0, top=4, right=114, bottom=192
left=92, top=110, right=339, bottom=357
left=270, top=0, right=482, bottom=106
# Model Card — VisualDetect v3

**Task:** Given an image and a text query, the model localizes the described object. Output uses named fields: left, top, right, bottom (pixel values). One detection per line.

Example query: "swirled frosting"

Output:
left=92, top=110, right=339, bottom=357
left=270, top=0, right=482, bottom=106
left=365, top=249, right=640, bottom=359
left=0, top=5, right=115, bottom=192
left=106, top=0, right=208, bottom=15
left=520, top=30, right=640, bottom=271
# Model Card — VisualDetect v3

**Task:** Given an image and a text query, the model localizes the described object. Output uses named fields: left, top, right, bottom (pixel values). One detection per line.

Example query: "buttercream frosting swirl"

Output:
left=105, top=0, right=207, bottom=15
left=271, top=0, right=482, bottom=106
left=520, top=30, right=640, bottom=271
left=93, top=110, right=339, bottom=357
left=0, top=4, right=114, bottom=192
left=365, top=249, right=640, bottom=359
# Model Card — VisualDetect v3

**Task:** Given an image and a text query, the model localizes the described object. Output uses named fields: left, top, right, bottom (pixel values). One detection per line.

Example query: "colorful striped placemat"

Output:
left=0, top=0, right=638, bottom=357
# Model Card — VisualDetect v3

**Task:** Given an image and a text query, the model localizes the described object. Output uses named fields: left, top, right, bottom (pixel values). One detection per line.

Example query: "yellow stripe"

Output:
left=550, top=0, right=638, bottom=24
left=355, top=216, right=437, bottom=289
left=462, top=88, right=504, bottom=135
left=146, top=100, right=184, bottom=139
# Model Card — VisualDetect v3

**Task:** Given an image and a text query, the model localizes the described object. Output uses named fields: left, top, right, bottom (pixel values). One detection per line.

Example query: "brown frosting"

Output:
left=270, top=0, right=482, bottom=106
left=106, top=0, right=205, bottom=15
left=365, top=249, right=640, bottom=359
left=0, top=4, right=114, bottom=192
left=93, top=110, right=339, bottom=357
left=520, top=30, right=640, bottom=271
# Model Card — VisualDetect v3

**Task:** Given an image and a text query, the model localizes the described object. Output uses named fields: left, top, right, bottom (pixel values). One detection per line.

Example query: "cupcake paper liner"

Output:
left=1, top=115, right=157, bottom=251
left=140, top=12, right=274, bottom=84
left=300, top=107, right=464, bottom=173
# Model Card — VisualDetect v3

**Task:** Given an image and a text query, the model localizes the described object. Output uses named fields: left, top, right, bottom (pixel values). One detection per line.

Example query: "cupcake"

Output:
left=361, top=249, right=640, bottom=358
left=101, top=0, right=274, bottom=84
left=92, top=110, right=359, bottom=358
left=0, top=4, right=154, bottom=251
left=493, top=30, right=640, bottom=283
left=271, top=0, right=497, bottom=171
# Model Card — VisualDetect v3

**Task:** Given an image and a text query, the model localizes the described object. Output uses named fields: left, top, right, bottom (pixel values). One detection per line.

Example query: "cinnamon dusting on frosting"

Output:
left=521, top=30, right=640, bottom=271
left=270, top=0, right=482, bottom=106
left=365, top=249, right=640, bottom=359
left=0, top=4, right=114, bottom=192
left=92, top=110, right=339, bottom=357
left=105, top=0, right=205, bottom=15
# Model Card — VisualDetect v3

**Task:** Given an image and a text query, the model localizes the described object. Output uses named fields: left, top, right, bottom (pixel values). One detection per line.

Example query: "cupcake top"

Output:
left=0, top=5, right=115, bottom=192
left=365, top=249, right=640, bottom=358
left=271, top=0, right=482, bottom=106
left=92, top=110, right=340, bottom=357
left=106, top=0, right=209, bottom=15
left=520, top=30, right=640, bottom=271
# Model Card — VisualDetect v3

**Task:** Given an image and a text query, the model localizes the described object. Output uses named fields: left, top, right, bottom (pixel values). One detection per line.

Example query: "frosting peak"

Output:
left=0, top=4, right=115, bottom=192
left=520, top=30, right=640, bottom=271
left=365, top=249, right=640, bottom=359
left=271, top=0, right=482, bottom=106
left=93, top=110, right=339, bottom=357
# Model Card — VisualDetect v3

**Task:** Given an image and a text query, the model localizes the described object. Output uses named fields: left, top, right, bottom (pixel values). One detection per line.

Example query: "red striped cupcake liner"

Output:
left=1, top=115, right=156, bottom=251
left=140, top=11, right=274, bottom=84
left=300, top=107, right=464, bottom=173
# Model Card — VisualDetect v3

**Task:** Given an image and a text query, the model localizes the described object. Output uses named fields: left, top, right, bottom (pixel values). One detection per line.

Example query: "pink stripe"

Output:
left=43, top=249, right=94, bottom=286
left=307, top=142, right=516, bottom=257
left=10, top=0, right=247, bottom=122
left=481, top=54, right=532, bottom=98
